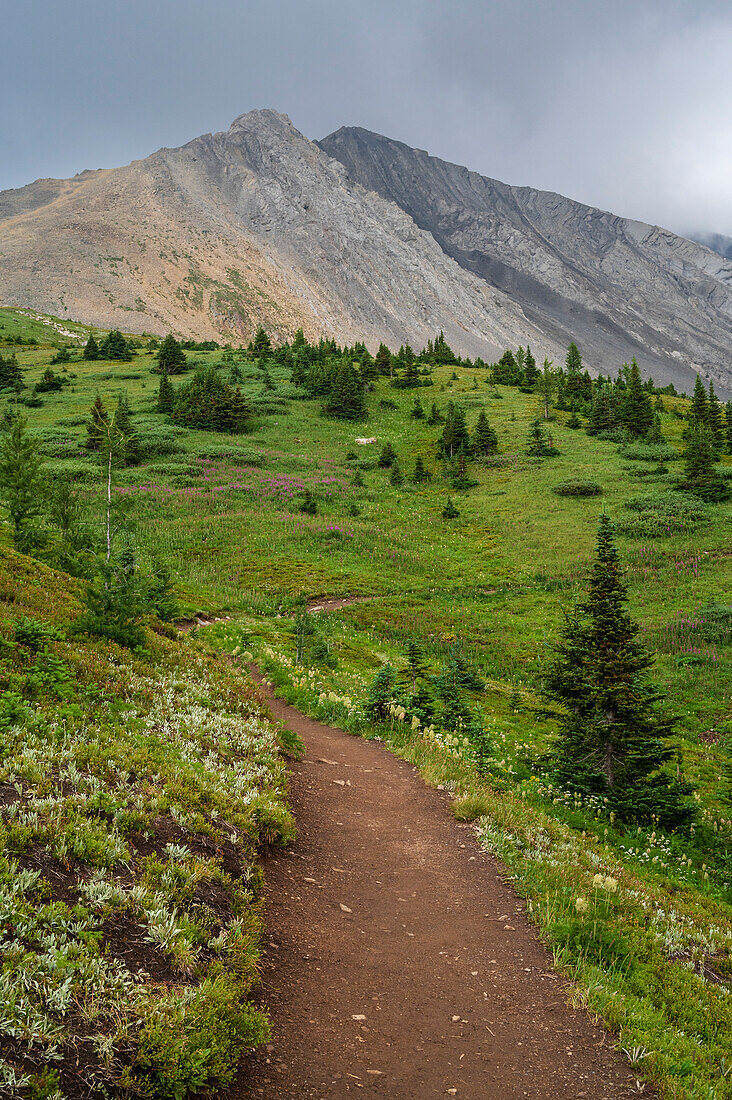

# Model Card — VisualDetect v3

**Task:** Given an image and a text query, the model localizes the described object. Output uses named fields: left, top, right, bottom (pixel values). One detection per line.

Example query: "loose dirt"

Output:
left=233, top=674, right=649, bottom=1099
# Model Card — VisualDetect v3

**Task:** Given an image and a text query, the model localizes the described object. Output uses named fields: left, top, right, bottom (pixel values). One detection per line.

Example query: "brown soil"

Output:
left=233, top=675, right=649, bottom=1099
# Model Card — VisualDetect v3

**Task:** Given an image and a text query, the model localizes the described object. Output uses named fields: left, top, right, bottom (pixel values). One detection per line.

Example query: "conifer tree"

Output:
left=84, top=396, right=110, bottom=452
left=252, top=327, right=273, bottom=358
left=441, top=402, right=469, bottom=457
left=538, top=358, right=555, bottom=419
left=646, top=414, right=665, bottom=445
left=155, top=334, right=187, bottom=375
left=689, top=374, right=708, bottom=425
left=523, top=344, right=539, bottom=387
left=588, top=385, right=618, bottom=435
left=677, top=424, right=728, bottom=502
left=390, top=461, right=404, bottom=487
left=621, top=359, right=653, bottom=438
left=410, top=396, right=425, bottom=419
left=113, top=396, right=140, bottom=466
left=0, top=353, right=23, bottom=391
left=526, top=419, right=559, bottom=456
left=0, top=417, right=45, bottom=549
left=374, top=343, right=393, bottom=377
left=706, top=381, right=724, bottom=447
left=471, top=410, right=498, bottom=455
left=99, top=330, right=132, bottom=361
left=565, top=342, right=583, bottom=374
left=427, top=402, right=444, bottom=425
left=442, top=496, right=460, bottom=519
left=157, top=371, right=175, bottom=415
left=378, top=442, right=396, bottom=468
left=83, top=334, right=100, bottom=361
left=323, top=361, right=366, bottom=419
left=413, top=456, right=430, bottom=482
left=545, top=514, right=694, bottom=827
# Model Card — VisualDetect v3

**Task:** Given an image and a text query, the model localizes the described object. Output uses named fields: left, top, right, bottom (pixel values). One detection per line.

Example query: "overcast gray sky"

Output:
left=2, top=0, right=731, bottom=238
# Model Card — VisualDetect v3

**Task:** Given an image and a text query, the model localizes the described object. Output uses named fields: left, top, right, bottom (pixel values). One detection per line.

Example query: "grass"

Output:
left=2, top=311, right=732, bottom=1096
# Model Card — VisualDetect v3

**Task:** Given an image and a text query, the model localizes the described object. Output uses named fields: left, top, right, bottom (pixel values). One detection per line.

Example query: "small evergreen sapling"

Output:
left=442, top=497, right=460, bottom=519
left=378, top=441, right=396, bottom=468
left=389, top=461, right=404, bottom=487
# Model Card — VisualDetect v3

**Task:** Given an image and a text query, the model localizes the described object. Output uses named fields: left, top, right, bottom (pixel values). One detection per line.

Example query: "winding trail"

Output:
left=233, top=674, right=648, bottom=1099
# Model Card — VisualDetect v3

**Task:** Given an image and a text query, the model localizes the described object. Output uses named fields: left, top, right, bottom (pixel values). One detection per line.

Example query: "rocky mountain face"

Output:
left=1, top=109, right=730, bottom=394
left=319, top=128, right=732, bottom=394
left=0, top=111, right=548, bottom=362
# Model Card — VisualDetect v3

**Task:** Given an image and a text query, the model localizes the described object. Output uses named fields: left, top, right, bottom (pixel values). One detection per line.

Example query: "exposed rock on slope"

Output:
left=0, top=111, right=547, bottom=362
left=319, top=127, right=732, bottom=394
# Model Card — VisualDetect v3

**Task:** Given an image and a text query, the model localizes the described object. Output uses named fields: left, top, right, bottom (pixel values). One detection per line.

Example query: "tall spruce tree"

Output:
left=0, top=353, right=23, bottom=391
left=725, top=401, right=732, bottom=453
left=99, top=330, right=131, bottom=361
left=471, top=410, right=498, bottom=455
left=706, top=381, right=724, bottom=447
left=689, top=374, right=708, bottom=425
left=566, top=342, right=583, bottom=374
left=0, top=417, right=45, bottom=549
left=677, top=423, right=728, bottom=502
left=441, top=402, right=469, bottom=457
left=621, top=359, right=653, bottom=438
left=157, top=371, right=175, bottom=415
left=83, top=334, right=100, bottom=361
left=322, top=361, right=366, bottom=419
left=523, top=344, right=539, bottom=387
left=156, top=334, right=187, bottom=375
left=251, top=327, right=272, bottom=358
left=545, top=514, right=694, bottom=827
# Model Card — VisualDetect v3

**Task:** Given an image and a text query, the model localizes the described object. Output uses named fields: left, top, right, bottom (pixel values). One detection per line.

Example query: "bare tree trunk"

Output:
left=106, top=448, right=112, bottom=562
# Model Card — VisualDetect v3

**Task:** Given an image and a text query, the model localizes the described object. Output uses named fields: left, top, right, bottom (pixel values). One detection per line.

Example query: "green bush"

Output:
left=615, top=491, right=709, bottom=538
left=552, top=479, right=603, bottom=497
left=133, top=977, right=270, bottom=1097
left=620, top=442, right=678, bottom=462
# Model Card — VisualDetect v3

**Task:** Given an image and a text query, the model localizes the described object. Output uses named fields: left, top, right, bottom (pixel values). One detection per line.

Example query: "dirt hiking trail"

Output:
left=232, top=674, right=648, bottom=1099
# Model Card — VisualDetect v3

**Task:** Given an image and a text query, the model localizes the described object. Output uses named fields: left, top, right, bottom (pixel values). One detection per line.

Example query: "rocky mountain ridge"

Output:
left=1, top=109, right=730, bottom=393
left=319, top=127, right=732, bottom=394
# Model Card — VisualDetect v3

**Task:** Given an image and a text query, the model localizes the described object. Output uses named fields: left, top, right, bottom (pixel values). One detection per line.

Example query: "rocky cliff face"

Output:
left=319, top=127, right=732, bottom=394
left=0, top=111, right=548, bottom=362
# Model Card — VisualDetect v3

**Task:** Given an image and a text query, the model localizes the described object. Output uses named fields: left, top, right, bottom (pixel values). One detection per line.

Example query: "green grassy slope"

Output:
left=0, top=546, right=296, bottom=1095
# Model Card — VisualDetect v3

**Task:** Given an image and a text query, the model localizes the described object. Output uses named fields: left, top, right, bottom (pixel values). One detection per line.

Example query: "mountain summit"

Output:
left=1, top=109, right=731, bottom=392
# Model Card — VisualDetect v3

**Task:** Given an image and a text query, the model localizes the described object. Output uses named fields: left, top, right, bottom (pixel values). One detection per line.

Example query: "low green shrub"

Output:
left=552, top=479, right=603, bottom=497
